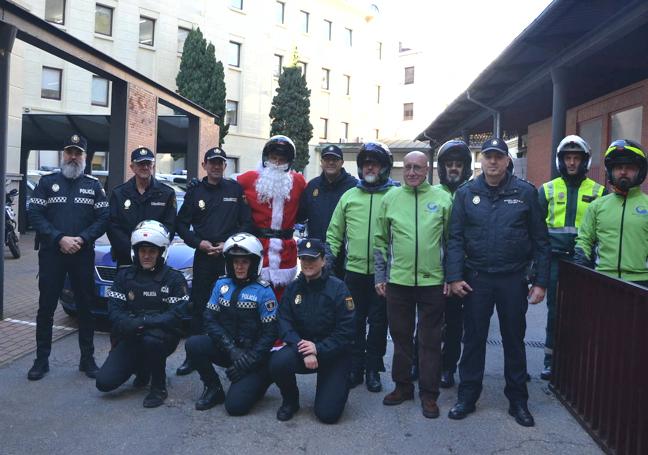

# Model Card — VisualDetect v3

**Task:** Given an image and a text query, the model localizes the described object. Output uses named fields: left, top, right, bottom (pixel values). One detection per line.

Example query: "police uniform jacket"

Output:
left=29, top=172, right=109, bottom=251
left=107, top=177, right=177, bottom=264
left=297, top=168, right=357, bottom=241
left=204, top=277, right=278, bottom=362
left=107, top=264, right=189, bottom=340
left=176, top=177, right=252, bottom=250
left=446, top=172, right=551, bottom=288
left=279, top=271, right=355, bottom=361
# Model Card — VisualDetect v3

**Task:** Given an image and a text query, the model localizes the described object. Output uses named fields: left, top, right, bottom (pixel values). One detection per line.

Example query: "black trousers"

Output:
left=96, top=333, right=179, bottom=391
left=36, top=247, right=95, bottom=359
left=442, top=294, right=463, bottom=373
left=190, top=252, right=225, bottom=335
left=269, top=346, right=351, bottom=424
left=458, top=269, right=529, bottom=405
left=185, top=335, right=271, bottom=416
left=344, top=271, right=387, bottom=373
left=387, top=284, right=445, bottom=398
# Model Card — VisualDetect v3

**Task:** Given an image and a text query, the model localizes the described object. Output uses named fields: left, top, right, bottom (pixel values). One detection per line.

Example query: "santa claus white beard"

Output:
left=255, top=162, right=293, bottom=205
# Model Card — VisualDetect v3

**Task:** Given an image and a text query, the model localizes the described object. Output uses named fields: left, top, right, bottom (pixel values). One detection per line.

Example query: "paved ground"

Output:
left=0, top=233, right=601, bottom=454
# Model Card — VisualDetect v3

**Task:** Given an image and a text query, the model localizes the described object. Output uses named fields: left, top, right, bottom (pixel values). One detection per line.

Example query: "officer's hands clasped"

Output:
left=448, top=280, right=473, bottom=298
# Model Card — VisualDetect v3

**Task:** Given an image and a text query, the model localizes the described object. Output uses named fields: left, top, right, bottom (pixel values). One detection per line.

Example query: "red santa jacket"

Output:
left=237, top=169, right=306, bottom=287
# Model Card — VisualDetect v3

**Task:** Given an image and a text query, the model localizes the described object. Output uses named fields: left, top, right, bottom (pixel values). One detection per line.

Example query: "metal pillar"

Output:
left=107, top=80, right=128, bottom=195
left=466, top=91, right=501, bottom=138
left=0, top=23, right=18, bottom=319
left=551, top=67, right=568, bottom=179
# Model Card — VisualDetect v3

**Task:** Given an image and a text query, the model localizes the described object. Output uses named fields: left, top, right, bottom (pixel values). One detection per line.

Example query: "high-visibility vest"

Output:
left=543, top=177, right=604, bottom=234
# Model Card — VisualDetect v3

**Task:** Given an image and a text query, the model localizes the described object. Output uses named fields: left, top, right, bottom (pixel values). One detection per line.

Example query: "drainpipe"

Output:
left=466, top=91, right=501, bottom=138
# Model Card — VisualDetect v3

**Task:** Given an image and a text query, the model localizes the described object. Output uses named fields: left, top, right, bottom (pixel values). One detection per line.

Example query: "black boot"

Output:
left=195, top=379, right=226, bottom=411
left=440, top=370, right=455, bottom=388
left=176, top=357, right=194, bottom=376
left=133, top=370, right=151, bottom=388
left=27, top=358, right=49, bottom=381
left=79, top=356, right=99, bottom=379
left=365, top=370, right=382, bottom=393
left=143, top=387, right=168, bottom=408
left=540, top=365, right=552, bottom=380
left=348, top=370, right=364, bottom=389
left=276, top=399, right=300, bottom=421
left=509, top=402, right=535, bottom=427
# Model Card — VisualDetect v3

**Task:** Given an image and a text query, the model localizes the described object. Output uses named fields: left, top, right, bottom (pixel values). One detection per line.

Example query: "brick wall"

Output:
left=526, top=117, right=552, bottom=186
left=125, top=85, right=158, bottom=180
left=197, top=117, right=220, bottom=179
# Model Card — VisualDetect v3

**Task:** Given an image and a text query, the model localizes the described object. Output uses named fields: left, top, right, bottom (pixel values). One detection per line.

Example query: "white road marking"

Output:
left=3, top=318, right=76, bottom=331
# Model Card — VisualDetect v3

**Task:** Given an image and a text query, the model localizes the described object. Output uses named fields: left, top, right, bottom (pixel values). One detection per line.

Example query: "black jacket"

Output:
left=297, top=168, right=357, bottom=241
left=176, top=177, right=252, bottom=249
left=446, top=173, right=551, bottom=287
left=279, top=271, right=355, bottom=361
left=107, top=264, right=188, bottom=340
left=107, top=177, right=177, bottom=264
left=29, top=172, right=109, bottom=251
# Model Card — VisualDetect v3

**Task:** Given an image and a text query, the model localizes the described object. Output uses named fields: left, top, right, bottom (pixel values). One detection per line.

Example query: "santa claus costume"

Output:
left=237, top=136, right=306, bottom=299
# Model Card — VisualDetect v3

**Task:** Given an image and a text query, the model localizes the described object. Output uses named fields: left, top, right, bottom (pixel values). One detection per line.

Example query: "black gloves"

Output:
left=119, top=316, right=144, bottom=336
left=225, top=351, right=260, bottom=383
left=216, top=335, right=246, bottom=362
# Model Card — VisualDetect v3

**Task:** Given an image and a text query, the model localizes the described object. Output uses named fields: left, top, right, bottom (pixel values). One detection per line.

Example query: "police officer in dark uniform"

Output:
left=446, top=138, right=550, bottom=427
left=107, top=146, right=176, bottom=266
left=297, top=145, right=357, bottom=277
left=185, top=233, right=278, bottom=415
left=269, top=238, right=355, bottom=424
left=96, top=220, right=188, bottom=408
left=27, top=134, right=109, bottom=380
left=175, top=147, right=252, bottom=375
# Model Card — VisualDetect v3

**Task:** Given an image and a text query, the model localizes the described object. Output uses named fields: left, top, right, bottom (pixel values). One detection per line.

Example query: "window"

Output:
left=228, top=41, right=241, bottom=67
left=376, top=85, right=381, bottom=104
left=345, top=28, right=353, bottom=47
left=376, top=41, right=382, bottom=60
left=91, top=76, right=109, bottom=106
left=45, top=0, right=65, bottom=25
left=41, top=67, right=62, bottom=100
left=404, top=66, right=415, bottom=84
left=139, top=16, right=155, bottom=46
left=403, top=103, right=414, bottom=121
left=320, top=118, right=328, bottom=140
left=610, top=106, right=643, bottom=144
left=300, top=10, right=310, bottom=33
left=344, top=74, right=351, bottom=95
left=276, top=1, right=285, bottom=24
left=274, top=54, right=283, bottom=78
left=323, top=19, right=332, bottom=41
left=341, top=122, right=349, bottom=139
left=579, top=118, right=603, bottom=167
left=297, top=61, right=307, bottom=77
left=95, top=4, right=113, bottom=36
left=177, top=27, right=191, bottom=53
left=321, top=68, right=330, bottom=90
left=231, top=0, right=243, bottom=9
left=226, top=100, right=239, bottom=126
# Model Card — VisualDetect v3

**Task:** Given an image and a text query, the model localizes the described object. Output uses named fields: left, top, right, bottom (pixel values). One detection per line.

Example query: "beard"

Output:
left=447, top=173, right=461, bottom=184
left=363, top=173, right=378, bottom=184
left=255, top=162, right=293, bottom=204
left=61, top=158, right=85, bottom=179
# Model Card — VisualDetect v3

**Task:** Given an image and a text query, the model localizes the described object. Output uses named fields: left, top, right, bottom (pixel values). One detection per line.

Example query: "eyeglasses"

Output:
left=403, top=164, right=426, bottom=173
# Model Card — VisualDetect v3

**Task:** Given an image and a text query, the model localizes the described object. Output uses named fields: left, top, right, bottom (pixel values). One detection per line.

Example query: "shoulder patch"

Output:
left=257, top=279, right=271, bottom=287
left=264, top=299, right=276, bottom=312
left=345, top=296, right=355, bottom=311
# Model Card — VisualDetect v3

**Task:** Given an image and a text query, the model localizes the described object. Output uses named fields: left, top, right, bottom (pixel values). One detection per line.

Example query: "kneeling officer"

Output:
left=269, top=238, right=355, bottom=424
left=96, top=220, right=189, bottom=408
left=185, top=233, right=278, bottom=415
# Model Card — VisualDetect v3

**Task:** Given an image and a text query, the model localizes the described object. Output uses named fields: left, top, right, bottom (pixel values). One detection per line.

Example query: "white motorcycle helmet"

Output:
left=223, top=232, right=264, bottom=280
left=130, top=220, right=171, bottom=268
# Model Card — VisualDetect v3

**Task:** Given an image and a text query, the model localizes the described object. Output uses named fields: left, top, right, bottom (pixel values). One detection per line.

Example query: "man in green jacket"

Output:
left=538, top=135, right=605, bottom=380
left=575, top=139, right=648, bottom=287
left=374, top=151, right=453, bottom=418
left=326, top=142, right=398, bottom=393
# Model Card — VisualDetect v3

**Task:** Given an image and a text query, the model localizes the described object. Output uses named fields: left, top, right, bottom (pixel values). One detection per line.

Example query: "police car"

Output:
left=59, top=186, right=194, bottom=318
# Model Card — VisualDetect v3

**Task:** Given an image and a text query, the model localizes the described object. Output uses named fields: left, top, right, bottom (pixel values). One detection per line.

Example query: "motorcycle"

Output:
left=5, top=188, right=20, bottom=258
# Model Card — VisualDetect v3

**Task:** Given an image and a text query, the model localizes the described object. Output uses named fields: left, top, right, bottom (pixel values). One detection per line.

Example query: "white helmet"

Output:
left=223, top=232, right=264, bottom=279
left=556, top=135, right=592, bottom=177
left=130, top=220, right=171, bottom=265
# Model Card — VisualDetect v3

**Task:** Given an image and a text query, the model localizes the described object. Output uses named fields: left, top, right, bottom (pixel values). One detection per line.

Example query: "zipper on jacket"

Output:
left=367, top=193, right=374, bottom=274
left=617, top=196, right=627, bottom=279
left=414, top=187, right=419, bottom=286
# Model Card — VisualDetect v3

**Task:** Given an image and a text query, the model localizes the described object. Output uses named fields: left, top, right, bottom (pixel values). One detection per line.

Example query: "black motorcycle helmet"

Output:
left=604, top=139, right=647, bottom=190
left=262, top=135, right=296, bottom=170
left=436, top=140, right=472, bottom=189
left=356, top=142, right=393, bottom=185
